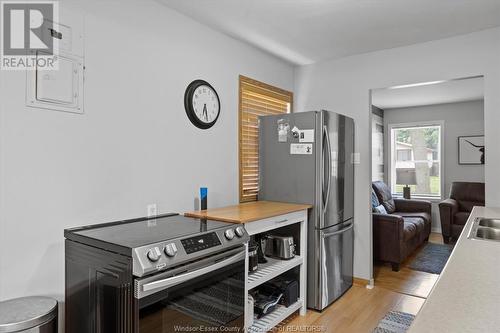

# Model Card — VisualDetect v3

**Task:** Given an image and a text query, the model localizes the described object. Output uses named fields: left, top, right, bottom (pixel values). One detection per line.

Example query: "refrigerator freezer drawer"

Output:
left=317, top=222, right=353, bottom=310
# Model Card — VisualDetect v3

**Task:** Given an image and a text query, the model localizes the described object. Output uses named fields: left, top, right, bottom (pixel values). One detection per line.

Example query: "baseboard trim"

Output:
left=353, top=277, right=370, bottom=286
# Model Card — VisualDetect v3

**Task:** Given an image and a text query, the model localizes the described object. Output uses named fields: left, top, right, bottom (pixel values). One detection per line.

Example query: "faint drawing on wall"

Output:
left=458, top=135, right=485, bottom=165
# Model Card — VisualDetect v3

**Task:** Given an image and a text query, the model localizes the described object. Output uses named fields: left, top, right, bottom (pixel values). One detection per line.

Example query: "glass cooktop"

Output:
left=69, top=214, right=231, bottom=248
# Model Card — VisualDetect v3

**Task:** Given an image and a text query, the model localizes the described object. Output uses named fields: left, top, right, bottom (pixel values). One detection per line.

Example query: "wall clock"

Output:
left=184, top=80, right=220, bottom=129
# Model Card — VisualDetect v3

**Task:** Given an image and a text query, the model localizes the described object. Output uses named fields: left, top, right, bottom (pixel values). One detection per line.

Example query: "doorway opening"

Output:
left=369, top=76, right=485, bottom=298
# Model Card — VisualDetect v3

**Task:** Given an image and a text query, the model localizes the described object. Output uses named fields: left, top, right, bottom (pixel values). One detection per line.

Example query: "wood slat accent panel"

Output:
left=239, top=75, right=293, bottom=202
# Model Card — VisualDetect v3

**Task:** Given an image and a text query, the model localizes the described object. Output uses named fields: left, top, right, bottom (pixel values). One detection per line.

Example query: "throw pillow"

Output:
left=373, top=204, right=387, bottom=214
left=371, top=189, right=380, bottom=209
left=383, top=198, right=396, bottom=214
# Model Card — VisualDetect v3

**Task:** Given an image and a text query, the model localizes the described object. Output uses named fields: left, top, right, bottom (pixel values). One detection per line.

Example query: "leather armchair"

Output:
left=372, top=181, right=432, bottom=271
left=439, top=182, right=484, bottom=243
left=393, top=198, right=432, bottom=214
left=372, top=213, right=404, bottom=271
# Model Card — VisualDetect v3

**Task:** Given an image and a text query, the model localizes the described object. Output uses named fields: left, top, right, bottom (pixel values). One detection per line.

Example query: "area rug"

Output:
left=408, top=243, right=453, bottom=274
left=373, top=311, right=415, bottom=333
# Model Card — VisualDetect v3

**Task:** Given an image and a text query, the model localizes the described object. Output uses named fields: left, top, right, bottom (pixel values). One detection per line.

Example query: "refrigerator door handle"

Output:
left=321, top=222, right=353, bottom=238
left=322, top=125, right=332, bottom=214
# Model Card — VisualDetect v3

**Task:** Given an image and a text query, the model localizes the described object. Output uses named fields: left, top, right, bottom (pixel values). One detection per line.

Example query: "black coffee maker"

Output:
left=254, top=234, right=268, bottom=264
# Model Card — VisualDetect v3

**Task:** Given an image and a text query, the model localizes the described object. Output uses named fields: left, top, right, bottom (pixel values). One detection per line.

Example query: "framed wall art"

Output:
left=458, top=135, right=485, bottom=165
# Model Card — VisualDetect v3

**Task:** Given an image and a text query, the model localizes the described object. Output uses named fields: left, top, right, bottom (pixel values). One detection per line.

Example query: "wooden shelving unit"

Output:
left=248, top=299, right=303, bottom=333
left=248, top=256, right=303, bottom=290
left=184, top=203, right=310, bottom=332
left=243, top=210, right=308, bottom=332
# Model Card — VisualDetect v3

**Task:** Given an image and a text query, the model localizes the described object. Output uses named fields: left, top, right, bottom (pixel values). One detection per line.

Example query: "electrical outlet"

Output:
left=147, top=204, right=157, bottom=218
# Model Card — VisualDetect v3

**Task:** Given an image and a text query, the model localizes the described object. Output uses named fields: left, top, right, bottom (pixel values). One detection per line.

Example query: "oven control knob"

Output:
left=164, top=243, right=178, bottom=257
left=224, top=229, right=235, bottom=240
left=147, top=247, right=162, bottom=262
left=235, top=226, right=245, bottom=238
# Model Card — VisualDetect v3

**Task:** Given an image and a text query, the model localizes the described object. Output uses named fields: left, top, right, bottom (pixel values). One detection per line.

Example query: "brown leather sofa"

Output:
left=372, top=181, right=432, bottom=271
left=439, top=182, right=485, bottom=244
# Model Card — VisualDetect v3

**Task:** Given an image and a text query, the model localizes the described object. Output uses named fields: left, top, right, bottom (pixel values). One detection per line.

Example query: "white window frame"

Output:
left=388, top=121, right=445, bottom=200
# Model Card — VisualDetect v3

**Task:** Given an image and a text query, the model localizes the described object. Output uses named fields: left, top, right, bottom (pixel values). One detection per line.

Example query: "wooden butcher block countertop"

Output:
left=184, top=201, right=312, bottom=224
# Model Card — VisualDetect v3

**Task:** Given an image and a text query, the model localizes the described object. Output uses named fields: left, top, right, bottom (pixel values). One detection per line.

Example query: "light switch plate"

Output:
left=352, top=153, right=361, bottom=165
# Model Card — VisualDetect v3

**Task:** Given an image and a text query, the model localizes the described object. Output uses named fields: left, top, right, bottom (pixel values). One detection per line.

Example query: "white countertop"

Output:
left=409, top=206, right=500, bottom=333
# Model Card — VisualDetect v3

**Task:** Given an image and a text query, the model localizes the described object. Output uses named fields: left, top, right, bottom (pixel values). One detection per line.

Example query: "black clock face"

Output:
left=184, top=80, right=220, bottom=129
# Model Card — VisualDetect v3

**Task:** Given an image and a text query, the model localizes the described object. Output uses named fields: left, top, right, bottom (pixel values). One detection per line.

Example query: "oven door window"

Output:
left=138, top=259, right=244, bottom=333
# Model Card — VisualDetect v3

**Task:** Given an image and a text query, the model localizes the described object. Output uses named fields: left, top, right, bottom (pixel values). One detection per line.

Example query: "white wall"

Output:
left=384, top=100, right=485, bottom=232
left=295, top=28, right=500, bottom=280
left=0, top=0, right=293, bottom=317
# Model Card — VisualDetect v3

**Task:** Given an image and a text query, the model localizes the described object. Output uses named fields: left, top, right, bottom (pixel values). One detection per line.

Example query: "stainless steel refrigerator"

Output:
left=259, top=110, right=354, bottom=311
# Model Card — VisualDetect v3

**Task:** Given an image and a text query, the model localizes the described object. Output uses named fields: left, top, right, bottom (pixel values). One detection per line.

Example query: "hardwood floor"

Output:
left=373, top=265, right=439, bottom=299
left=428, top=232, right=444, bottom=244
left=281, top=233, right=444, bottom=332
left=373, top=232, right=443, bottom=298
left=284, top=285, right=425, bottom=332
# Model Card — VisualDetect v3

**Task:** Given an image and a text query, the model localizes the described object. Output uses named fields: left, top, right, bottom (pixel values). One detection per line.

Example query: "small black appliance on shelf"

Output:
left=260, top=278, right=299, bottom=307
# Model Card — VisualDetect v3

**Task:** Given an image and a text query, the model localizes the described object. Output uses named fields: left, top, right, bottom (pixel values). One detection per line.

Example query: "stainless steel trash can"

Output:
left=0, top=296, right=57, bottom=333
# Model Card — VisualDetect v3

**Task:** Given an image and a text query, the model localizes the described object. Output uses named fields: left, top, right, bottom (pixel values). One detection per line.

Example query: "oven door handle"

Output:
left=141, top=250, right=245, bottom=293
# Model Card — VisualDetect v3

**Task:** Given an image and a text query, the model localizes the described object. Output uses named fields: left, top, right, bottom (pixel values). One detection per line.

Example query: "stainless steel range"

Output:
left=65, top=213, right=249, bottom=333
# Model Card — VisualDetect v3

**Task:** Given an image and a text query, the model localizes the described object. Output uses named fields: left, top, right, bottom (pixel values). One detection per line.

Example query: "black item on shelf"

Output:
left=248, top=241, right=259, bottom=272
left=260, top=278, right=299, bottom=307
left=253, top=292, right=283, bottom=319
left=254, top=234, right=268, bottom=264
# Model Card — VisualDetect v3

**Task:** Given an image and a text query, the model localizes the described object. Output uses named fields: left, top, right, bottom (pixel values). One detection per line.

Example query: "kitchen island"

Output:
left=186, top=200, right=312, bottom=332
left=185, top=200, right=312, bottom=223
left=409, top=206, right=500, bottom=333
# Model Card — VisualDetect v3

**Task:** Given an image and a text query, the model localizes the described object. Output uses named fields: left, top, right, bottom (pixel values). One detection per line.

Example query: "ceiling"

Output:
left=371, top=76, right=484, bottom=109
left=159, top=0, right=500, bottom=65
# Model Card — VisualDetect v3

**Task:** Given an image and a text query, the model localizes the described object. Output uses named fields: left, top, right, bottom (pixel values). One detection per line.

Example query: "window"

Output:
left=389, top=123, right=443, bottom=198
left=396, top=149, right=412, bottom=161
left=239, top=75, right=293, bottom=202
